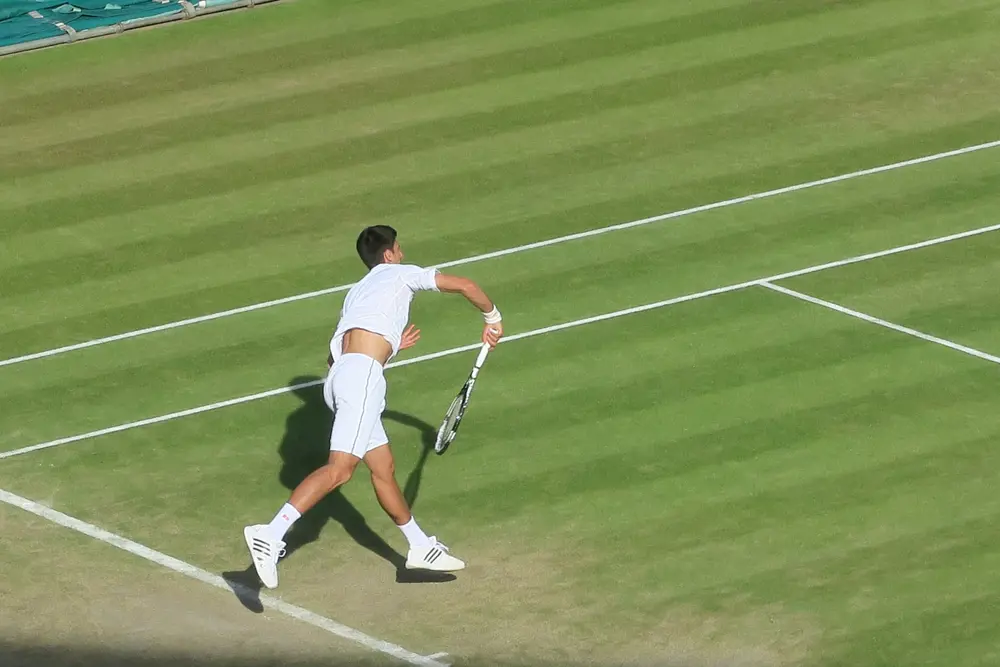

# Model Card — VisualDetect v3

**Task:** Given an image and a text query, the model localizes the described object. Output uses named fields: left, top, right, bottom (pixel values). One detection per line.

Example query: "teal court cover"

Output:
left=0, top=0, right=275, bottom=53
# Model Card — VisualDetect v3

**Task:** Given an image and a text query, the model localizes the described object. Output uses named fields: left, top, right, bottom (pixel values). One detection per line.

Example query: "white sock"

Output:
left=266, top=503, right=301, bottom=541
left=397, top=516, right=431, bottom=548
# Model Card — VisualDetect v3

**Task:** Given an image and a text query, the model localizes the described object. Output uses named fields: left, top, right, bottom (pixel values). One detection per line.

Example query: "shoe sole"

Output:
left=404, top=560, right=466, bottom=572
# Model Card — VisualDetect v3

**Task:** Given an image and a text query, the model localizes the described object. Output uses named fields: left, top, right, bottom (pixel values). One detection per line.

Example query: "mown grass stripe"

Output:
left=0, top=0, right=650, bottom=122
left=1, top=128, right=997, bottom=360
left=2, top=0, right=976, bottom=161
left=4, top=1, right=994, bottom=198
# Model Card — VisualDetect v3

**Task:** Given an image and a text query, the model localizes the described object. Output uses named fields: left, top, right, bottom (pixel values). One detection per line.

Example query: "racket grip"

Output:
left=474, top=342, right=491, bottom=368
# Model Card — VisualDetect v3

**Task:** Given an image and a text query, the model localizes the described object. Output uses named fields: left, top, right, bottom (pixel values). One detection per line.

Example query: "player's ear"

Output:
left=383, top=241, right=402, bottom=264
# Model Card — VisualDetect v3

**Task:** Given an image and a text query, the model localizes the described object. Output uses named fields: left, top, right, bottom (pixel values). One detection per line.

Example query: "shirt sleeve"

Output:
left=401, top=265, right=440, bottom=292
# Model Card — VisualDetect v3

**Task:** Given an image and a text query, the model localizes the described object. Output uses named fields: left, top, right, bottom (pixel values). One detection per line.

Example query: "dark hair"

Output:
left=355, top=225, right=397, bottom=269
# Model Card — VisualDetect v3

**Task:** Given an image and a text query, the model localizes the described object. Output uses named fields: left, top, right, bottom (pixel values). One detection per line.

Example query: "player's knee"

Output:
left=374, top=459, right=395, bottom=481
left=323, top=463, right=354, bottom=488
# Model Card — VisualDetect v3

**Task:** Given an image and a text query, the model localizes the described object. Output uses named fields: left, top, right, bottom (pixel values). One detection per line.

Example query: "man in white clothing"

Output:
left=244, top=225, right=504, bottom=589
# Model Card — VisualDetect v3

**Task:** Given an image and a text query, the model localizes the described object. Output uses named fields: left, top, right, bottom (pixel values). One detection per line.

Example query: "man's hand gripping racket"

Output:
left=434, top=310, right=503, bottom=455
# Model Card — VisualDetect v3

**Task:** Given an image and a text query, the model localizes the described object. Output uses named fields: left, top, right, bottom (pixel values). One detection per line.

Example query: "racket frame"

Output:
left=434, top=342, right=492, bottom=454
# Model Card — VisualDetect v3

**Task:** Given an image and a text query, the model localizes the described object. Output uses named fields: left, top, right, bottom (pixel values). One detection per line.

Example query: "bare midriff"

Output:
left=341, top=328, right=393, bottom=366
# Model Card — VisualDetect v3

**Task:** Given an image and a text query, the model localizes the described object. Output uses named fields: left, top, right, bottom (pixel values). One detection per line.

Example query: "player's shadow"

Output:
left=224, top=375, right=451, bottom=612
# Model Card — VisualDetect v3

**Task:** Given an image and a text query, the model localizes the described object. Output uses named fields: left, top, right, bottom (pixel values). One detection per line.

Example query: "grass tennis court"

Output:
left=2, top=1, right=999, bottom=665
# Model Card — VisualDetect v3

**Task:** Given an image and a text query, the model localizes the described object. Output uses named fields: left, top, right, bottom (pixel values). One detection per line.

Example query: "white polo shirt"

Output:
left=329, top=263, right=440, bottom=364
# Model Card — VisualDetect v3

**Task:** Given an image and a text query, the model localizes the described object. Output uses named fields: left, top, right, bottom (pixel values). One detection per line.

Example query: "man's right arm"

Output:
left=435, top=273, right=504, bottom=347
left=434, top=274, right=494, bottom=312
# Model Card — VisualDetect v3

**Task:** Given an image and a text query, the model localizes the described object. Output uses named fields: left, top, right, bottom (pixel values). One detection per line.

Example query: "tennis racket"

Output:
left=434, top=342, right=492, bottom=455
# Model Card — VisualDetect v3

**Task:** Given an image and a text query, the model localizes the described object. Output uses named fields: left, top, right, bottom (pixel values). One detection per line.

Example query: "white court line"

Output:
left=2, top=138, right=998, bottom=370
left=4, top=220, right=998, bottom=461
left=760, top=282, right=1000, bottom=365
left=0, top=488, right=447, bottom=667
left=0, top=343, right=481, bottom=460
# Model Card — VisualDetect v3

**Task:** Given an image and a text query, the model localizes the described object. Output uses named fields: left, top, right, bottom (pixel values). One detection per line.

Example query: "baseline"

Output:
left=0, top=487, right=448, bottom=667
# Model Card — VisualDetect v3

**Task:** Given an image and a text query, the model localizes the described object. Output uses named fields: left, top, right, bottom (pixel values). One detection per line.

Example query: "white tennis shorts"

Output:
left=322, top=353, right=389, bottom=458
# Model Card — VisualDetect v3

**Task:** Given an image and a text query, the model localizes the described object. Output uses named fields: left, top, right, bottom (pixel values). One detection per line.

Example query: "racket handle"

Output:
left=474, top=342, right=491, bottom=369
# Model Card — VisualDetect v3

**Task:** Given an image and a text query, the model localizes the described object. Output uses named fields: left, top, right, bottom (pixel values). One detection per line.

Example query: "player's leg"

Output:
left=244, top=355, right=383, bottom=588
left=287, top=451, right=359, bottom=515
left=363, top=442, right=410, bottom=526
left=364, top=435, right=465, bottom=572
left=243, top=450, right=359, bottom=588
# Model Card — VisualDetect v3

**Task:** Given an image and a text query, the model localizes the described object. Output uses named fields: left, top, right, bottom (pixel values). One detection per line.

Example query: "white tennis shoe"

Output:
left=406, top=536, right=466, bottom=572
left=243, top=524, right=286, bottom=589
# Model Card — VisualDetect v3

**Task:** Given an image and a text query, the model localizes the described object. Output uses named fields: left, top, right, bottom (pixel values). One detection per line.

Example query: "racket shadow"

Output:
left=224, top=375, right=454, bottom=608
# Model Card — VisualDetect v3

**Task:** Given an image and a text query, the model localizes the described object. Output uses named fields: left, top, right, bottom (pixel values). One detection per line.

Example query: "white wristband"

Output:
left=483, top=306, right=502, bottom=325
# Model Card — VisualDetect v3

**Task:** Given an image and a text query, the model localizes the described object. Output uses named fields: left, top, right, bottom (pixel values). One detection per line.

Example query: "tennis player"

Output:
left=243, top=225, right=503, bottom=589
